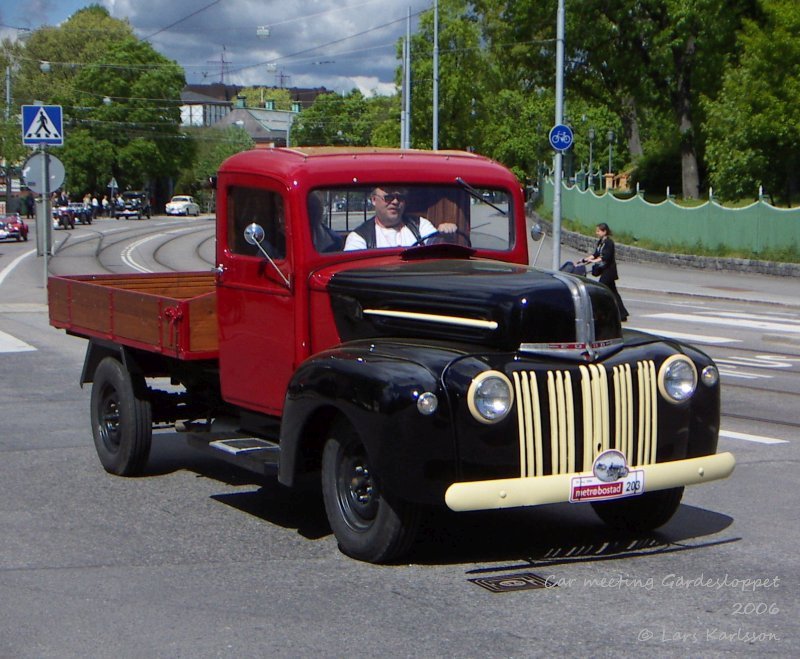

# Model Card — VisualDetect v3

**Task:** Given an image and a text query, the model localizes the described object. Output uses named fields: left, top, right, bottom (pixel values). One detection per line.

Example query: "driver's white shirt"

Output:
left=344, top=216, right=436, bottom=251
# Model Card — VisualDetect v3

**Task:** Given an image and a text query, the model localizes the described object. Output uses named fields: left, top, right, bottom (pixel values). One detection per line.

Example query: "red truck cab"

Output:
left=214, top=147, right=528, bottom=414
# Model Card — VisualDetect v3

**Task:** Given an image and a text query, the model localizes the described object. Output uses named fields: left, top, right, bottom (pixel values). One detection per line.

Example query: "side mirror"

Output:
left=244, top=222, right=265, bottom=245
left=242, top=222, right=290, bottom=288
left=530, top=223, right=545, bottom=242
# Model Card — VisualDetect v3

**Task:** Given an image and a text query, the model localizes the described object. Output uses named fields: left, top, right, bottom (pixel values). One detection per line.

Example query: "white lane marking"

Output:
left=715, top=355, right=799, bottom=368
left=720, top=430, right=789, bottom=444
left=646, top=312, right=800, bottom=334
left=0, top=329, right=36, bottom=353
left=718, top=370, right=772, bottom=380
left=628, top=326, right=740, bottom=345
left=0, top=248, right=36, bottom=286
left=120, top=235, right=155, bottom=273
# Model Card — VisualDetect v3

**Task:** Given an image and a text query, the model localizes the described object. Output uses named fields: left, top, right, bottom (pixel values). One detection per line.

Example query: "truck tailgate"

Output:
left=48, top=272, right=218, bottom=359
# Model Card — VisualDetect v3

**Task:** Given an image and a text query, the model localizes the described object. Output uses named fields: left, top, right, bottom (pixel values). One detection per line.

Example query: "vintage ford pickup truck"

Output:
left=48, top=147, right=735, bottom=563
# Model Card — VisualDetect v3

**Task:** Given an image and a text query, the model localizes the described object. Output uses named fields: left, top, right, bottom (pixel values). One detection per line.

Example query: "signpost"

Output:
left=22, top=105, right=64, bottom=285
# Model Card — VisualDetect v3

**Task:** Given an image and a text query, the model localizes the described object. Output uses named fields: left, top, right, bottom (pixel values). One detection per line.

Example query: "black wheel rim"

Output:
left=98, top=384, right=122, bottom=452
left=335, top=441, right=378, bottom=530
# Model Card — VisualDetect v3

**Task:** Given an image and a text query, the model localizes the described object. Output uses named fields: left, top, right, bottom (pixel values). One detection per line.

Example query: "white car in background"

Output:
left=165, top=195, right=201, bottom=216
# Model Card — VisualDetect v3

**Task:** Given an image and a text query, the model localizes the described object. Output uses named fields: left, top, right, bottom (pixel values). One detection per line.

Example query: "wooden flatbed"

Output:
left=48, top=271, right=218, bottom=360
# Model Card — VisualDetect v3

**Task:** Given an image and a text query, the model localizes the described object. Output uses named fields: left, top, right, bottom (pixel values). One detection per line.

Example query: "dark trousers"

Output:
left=602, top=277, right=629, bottom=320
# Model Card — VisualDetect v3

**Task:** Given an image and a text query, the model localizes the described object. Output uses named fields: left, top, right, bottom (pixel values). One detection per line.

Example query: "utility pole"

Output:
left=432, top=0, right=439, bottom=150
left=403, top=8, right=412, bottom=149
left=551, top=0, right=566, bottom=269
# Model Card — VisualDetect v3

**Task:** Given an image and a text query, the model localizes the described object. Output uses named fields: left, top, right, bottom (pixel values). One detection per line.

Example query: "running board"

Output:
left=186, top=434, right=280, bottom=477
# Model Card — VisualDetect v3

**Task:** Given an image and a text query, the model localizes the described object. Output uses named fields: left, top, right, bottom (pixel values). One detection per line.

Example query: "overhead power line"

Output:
left=141, top=0, right=224, bottom=41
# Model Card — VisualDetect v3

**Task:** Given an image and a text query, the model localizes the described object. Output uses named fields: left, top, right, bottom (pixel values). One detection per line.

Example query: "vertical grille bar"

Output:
left=513, top=372, right=528, bottom=477
left=579, top=365, right=594, bottom=472
left=648, top=361, right=658, bottom=464
left=512, top=372, right=544, bottom=477
left=531, top=373, right=544, bottom=476
left=635, top=360, right=657, bottom=466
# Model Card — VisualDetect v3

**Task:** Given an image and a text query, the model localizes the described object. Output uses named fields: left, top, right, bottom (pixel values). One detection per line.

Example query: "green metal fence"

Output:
left=541, top=179, right=800, bottom=254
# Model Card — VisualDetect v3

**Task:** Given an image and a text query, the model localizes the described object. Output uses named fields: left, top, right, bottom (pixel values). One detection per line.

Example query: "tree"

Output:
left=407, top=0, right=490, bottom=151
left=291, top=90, right=376, bottom=146
left=238, top=87, right=292, bottom=110
left=474, top=0, right=759, bottom=198
left=704, top=0, right=800, bottom=205
left=13, top=7, right=190, bottom=196
left=175, top=125, right=253, bottom=206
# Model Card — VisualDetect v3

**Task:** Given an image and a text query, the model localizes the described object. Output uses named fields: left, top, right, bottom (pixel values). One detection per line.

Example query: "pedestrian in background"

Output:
left=583, top=222, right=629, bottom=322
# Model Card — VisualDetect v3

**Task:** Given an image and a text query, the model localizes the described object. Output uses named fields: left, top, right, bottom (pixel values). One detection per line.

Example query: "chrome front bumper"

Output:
left=444, top=452, right=735, bottom=512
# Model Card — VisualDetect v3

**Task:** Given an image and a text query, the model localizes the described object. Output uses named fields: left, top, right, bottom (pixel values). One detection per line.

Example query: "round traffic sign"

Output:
left=22, top=152, right=66, bottom=193
left=549, top=124, right=574, bottom=151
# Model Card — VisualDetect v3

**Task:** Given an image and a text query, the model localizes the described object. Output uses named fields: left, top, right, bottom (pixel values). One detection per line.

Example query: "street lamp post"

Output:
left=588, top=128, right=595, bottom=190
left=607, top=129, right=615, bottom=174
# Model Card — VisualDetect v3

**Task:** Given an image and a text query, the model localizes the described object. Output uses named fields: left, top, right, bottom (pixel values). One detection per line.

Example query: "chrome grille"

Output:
left=512, top=361, right=658, bottom=477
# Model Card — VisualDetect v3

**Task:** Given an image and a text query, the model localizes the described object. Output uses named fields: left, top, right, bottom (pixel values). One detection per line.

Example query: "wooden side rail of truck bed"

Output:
left=48, top=271, right=218, bottom=360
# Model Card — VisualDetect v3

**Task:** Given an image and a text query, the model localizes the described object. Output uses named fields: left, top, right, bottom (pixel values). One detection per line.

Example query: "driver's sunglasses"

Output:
left=376, top=192, right=405, bottom=204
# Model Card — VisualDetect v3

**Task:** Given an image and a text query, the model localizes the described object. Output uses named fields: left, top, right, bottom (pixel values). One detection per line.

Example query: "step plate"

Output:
left=209, top=438, right=278, bottom=455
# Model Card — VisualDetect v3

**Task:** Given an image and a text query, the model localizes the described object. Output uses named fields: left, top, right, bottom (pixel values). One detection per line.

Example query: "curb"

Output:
left=531, top=214, right=800, bottom=278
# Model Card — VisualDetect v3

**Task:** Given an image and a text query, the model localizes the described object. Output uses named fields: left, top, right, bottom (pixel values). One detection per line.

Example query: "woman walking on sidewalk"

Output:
left=584, top=222, right=629, bottom=321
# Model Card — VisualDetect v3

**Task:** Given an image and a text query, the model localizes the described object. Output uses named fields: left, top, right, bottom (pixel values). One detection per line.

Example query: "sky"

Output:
left=0, top=0, right=432, bottom=96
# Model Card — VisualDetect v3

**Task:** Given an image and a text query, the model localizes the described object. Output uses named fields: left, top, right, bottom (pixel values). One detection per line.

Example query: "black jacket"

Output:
left=592, top=237, right=619, bottom=282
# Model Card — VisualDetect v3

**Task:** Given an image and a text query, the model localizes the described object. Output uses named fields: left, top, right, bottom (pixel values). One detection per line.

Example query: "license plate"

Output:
left=569, top=469, right=645, bottom=503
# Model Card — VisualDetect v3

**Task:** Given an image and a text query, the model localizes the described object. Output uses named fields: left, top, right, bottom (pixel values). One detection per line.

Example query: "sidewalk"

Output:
left=531, top=228, right=800, bottom=309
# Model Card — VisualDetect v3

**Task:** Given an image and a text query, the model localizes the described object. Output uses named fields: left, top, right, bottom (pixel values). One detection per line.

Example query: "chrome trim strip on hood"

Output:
left=363, top=308, right=499, bottom=330
left=519, top=272, right=607, bottom=361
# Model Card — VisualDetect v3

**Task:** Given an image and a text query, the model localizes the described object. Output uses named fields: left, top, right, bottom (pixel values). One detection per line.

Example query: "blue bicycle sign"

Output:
left=549, top=124, right=574, bottom=151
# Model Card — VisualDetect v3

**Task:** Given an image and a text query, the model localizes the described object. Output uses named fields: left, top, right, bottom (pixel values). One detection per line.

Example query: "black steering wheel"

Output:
left=412, top=229, right=472, bottom=248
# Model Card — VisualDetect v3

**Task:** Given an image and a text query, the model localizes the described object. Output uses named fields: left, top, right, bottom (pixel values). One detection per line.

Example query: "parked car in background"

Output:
left=114, top=191, right=151, bottom=220
left=165, top=195, right=201, bottom=217
left=68, top=202, right=92, bottom=225
left=0, top=214, right=29, bottom=241
left=52, top=205, right=75, bottom=230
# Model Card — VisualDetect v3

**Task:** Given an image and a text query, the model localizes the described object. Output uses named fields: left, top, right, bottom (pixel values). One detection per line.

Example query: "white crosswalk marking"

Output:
left=627, top=327, right=740, bottom=345
left=0, top=329, right=36, bottom=353
left=645, top=312, right=800, bottom=334
left=720, top=430, right=789, bottom=444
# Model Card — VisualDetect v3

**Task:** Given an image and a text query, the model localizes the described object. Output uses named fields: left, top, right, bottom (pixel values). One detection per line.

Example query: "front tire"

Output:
left=90, top=357, right=152, bottom=476
left=321, top=420, right=419, bottom=563
left=591, top=486, right=684, bottom=532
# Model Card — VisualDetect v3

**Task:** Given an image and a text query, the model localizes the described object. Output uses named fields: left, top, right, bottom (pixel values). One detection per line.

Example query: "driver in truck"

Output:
left=343, top=187, right=458, bottom=250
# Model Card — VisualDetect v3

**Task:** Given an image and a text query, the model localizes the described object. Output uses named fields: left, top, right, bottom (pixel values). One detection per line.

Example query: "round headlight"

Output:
left=468, top=371, right=514, bottom=424
left=701, top=364, right=719, bottom=387
left=658, top=355, right=698, bottom=403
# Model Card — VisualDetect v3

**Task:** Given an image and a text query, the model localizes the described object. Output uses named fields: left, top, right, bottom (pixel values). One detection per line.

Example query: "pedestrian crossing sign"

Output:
left=22, top=105, right=64, bottom=146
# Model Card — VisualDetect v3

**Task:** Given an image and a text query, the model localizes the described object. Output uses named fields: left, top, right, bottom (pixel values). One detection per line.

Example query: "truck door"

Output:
left=216, top=182, right=295, bottom=415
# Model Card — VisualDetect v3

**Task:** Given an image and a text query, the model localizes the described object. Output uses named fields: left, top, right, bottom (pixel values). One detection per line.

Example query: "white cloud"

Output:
left=5, top=1, right=431, bottom=94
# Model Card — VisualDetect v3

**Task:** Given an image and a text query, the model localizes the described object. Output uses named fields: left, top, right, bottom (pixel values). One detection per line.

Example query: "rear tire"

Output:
left=321, top=419, right=419, bottom=563
left=90, top=357, right=152, bottom=476
left=591, top=486, right=684, bottom=532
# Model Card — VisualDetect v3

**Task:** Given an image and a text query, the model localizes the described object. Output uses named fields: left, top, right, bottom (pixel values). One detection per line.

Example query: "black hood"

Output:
left=327, top=259, right=621, bottom=352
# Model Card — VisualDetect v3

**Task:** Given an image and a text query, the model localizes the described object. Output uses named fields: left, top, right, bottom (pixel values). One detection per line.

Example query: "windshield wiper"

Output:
left=456, top=177, right=507, bottom=215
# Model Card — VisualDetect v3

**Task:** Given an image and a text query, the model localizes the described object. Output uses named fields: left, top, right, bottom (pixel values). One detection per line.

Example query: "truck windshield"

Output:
left=308, top=184, right=514, bottom=254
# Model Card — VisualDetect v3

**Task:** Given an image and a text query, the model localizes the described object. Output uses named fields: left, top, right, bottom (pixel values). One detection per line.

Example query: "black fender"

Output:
left=279, top=340, right=465, bottom=505
left=80, top=338, right=145, bottom=385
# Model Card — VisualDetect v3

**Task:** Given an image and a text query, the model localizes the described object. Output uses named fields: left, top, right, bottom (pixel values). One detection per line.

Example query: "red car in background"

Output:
left=0, top=214, right=29, bottom=242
